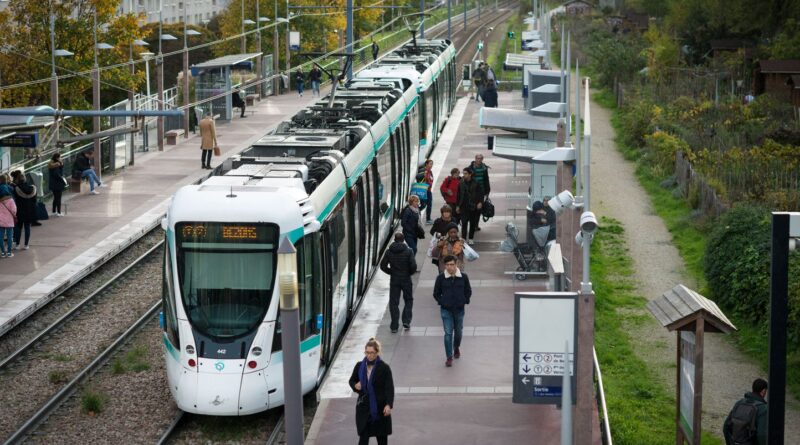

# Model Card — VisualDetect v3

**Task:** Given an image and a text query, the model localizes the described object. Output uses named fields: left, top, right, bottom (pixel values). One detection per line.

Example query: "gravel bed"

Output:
left=25, top=321, right=177, bottom=445
left=0, top=229, right=163, bottom=363
left=0, top=244, right=163, bottom=442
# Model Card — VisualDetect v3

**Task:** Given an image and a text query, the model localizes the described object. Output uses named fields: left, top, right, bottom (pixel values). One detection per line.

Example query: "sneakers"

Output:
left=445, top=357, right=453, bottom=367
left=90, top=190, right=100, bottom=195
left=390, top=328, right=398, bottom=334
left=425, top=220, right=433, bottom=225
left=454, top=347, right=461, bottom=359
left=468, top=239, right=475, bottom=245
left=403, top=324, right=410, bottom=331
left=3, top=253, right=12, bottom=258
left=23, top=245, right=29, bottom=250
left=13, top=244, right=19, bottom=250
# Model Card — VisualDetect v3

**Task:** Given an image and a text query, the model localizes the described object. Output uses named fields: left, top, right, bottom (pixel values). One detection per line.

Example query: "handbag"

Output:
left=36, top=201, right=49, bottom=221
left=61, top=176, right=68, bottom=187
left=415, top=225, right=425, bottom=240
left=463, top=242, right=479, bottom=262
left=213, top=146, right=221, bottom=156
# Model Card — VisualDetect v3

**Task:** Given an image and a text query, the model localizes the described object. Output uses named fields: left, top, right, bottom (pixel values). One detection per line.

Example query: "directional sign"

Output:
left=513, top=292, right=577, bottom=404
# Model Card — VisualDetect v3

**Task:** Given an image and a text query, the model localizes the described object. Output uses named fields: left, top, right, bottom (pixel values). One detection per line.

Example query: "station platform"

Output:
left=306, top=93, right=601, bottom=444
left=0, top=92, right=319, bottom=336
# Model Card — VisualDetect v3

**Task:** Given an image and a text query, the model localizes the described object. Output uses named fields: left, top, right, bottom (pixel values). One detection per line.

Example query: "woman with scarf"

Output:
left=349, top=338, right=395, bottom=445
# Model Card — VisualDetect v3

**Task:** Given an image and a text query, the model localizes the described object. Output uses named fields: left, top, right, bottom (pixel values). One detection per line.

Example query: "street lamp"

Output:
left=257, top=16, right=270, bottom=98
left=183, top=7, right=202, bottom=139
left=49, top=7, right=73, bottom=147
left=140, top=51, right=155, bottom=151
left=277, top=237, right=304, bottom=445
left=92, top=8, right=113, bottom=174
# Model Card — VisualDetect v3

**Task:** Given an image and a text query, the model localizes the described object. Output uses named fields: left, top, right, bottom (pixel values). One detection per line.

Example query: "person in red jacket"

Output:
left=439, top=168, right=460, bottom=223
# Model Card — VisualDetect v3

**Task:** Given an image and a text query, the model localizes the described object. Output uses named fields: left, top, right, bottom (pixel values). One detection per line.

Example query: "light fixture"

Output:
left=532, top=147, right=575, bottom=163
left=258, top=17, right=271, bottom=22
left=140, top=51, right=155, bottom=59
left=54, top=49, right=74, bottom=57
left=185, top=29, right=201, bottom=36
left=243, top=19, right=256, bottom=25
left=96, top=43, right=114, bottom=50
left=133, top=39, right=149, bottom=46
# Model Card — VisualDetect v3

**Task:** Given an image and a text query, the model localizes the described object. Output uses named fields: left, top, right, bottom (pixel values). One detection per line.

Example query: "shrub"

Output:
left=48, top=371, right=68, bottom=384
left=643, top=131, right=689, bottom=176
left=81, top=390, right=106, bottom=415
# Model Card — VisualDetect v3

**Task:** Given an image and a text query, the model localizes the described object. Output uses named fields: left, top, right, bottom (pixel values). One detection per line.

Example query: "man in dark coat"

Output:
left=380, top=233, right=417, bottom=333
left=433, top=254, right=472, bottom=367
left=466, top=154, right=490, bottom=232
left=456, top=167, right=483, bottom=245
left=11, top=173, right=37, bottom=250
left=72, top=149, right=102, bottom=194
left=723, top=378, right=768, bottom=445
left=349, top=338, right=394, bottom=445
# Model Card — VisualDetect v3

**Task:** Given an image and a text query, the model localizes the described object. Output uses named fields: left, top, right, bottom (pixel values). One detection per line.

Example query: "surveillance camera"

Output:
left=548, top=190, right=574, bottom=215
left=580, top=211, right=598, bottom=235
left=575, top=231, right=584, bottom=247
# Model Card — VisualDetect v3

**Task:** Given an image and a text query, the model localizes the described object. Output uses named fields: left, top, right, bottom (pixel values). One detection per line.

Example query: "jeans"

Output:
left=297, top=83, right=304, bottom=95
left=389, top=279, right=413, bottom=330
left=52, top=190, right=62, bottom=214
left=14, top=222, right=31, bottom=247
left=0, top=227, right=12, bottom=254
left=403, top=232, right=418, bottom=255
left=441, top=307, right=465, bottom=359
left=81, top=168, right=101, bottom=191
left=425, top=190, right=433, bottom=221
left=461, top=209, right=480, bottom=240
left=201, top=149, right=212, bottom=167
left=311, top=80, right=320, bottom=96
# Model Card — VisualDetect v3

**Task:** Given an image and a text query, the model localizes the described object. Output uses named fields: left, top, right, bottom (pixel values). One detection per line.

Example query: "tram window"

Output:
left=296, top=234, right=323, bottom=339
left=162, top=244, right=180, bottom=348
left=375, top=150, right=391, bottom=216
left=327, top=203, right=349, bottom=300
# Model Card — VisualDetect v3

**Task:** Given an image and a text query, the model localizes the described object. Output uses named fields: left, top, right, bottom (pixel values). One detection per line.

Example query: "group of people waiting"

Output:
left=471, top=61, right=499, bottom=108
left=0, top=150, right=102, bottom=258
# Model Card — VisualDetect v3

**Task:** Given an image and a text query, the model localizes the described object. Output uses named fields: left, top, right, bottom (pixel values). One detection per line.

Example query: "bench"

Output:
left=245, top=94, right=260, bottom=107
left=69, top=177, right=89, bottom=194
left=165, top=129, right=185, bottom=145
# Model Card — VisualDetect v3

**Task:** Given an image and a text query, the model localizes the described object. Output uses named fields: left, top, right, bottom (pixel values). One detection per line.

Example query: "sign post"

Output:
left=513, top=292, right=577, bottom=405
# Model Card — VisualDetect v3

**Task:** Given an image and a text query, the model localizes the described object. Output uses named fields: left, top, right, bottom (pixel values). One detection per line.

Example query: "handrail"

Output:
left=593, top=347, right=613, bottom=445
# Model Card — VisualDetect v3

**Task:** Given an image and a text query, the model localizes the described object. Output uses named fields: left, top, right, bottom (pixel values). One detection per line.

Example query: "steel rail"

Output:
left=3, top=301, right=162, bottom=445
left=155, top=411, right=185, bottom=445
left=0, top=240, right=164, bottom=371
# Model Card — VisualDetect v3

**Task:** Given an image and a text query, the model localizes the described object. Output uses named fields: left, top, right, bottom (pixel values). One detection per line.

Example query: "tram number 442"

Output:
left=217, top=349, right=227, bottom=355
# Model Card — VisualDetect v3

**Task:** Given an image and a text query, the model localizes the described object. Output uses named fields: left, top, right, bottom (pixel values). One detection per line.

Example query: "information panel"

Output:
left=513, top=292, right=577, bottom=404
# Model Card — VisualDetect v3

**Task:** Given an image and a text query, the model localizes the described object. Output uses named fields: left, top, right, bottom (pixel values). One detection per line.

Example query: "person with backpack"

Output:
left=723, top=378, right=768, bottom=445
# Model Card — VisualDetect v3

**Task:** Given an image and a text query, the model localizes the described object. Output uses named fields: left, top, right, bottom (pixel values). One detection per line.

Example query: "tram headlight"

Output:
left=185, top=345, right=195, bottom=355
left=251, top=346, right=262, bottom=357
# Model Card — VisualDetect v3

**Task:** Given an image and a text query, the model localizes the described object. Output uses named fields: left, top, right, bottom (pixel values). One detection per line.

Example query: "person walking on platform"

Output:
left=439, top=168, right=460, bottom=223
left=467, top=154, right=491, bottom=232
left=381, top=233, right=417, bottom=333
left=72, top=149, right=103, bottom=194
left=295, top=68, right=306, bottom=97
left=457, top=168, right=483, bottom=245
left=0, top=183, right=16, bottom=258
left=11, top=173, right=36, bottom=250
left=422, top=159, right=434, bottom=224
left=309, top=65, right=322, bottom=97
left=199, top=113, right=218, bottom=170
left=401, top=195, right=422, bottom=255
left=430, top=205, right=457, bottom=238
left=431, top=223, right=465, bottom=273
left=483, top=66, right=499, bottom=108
left=433, top=255, right=472, bottom=367
left=349, top=337, right=394, bottom=445
left=48, top=153, right=66, bottom=216
left=472, top=63, right=486, bottom=102
left=372, top=39, right=380, bottom=62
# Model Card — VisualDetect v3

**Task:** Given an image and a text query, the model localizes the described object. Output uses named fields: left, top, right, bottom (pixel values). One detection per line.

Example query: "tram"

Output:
left=160, top=38, right=457, bottom=415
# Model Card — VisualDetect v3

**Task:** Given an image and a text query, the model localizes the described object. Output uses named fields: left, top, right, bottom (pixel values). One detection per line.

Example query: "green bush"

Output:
left=643, top=130, right=689, bottom=176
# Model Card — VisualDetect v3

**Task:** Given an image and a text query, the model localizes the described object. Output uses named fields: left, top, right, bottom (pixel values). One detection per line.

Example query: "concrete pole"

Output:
left=574, top=61, right=581, bottom=199
left=157, top=2, right=164, bottom=152
left=256, top=0, right=263, bottom=98
left=128, top=42, right=135, bottom=166
left=447, top=0, right=451, bottom=40
left=768, top=212, right=791, bottom=445
left=183, top=10, right=190, bottom=138
left=286, top=0, right=291, bottom=77
left=93, top=10, right=101, bottom=175
left=346, top=0, right=353, bottom=79
left=278, top=239, right=304, bottom=445
left=565, top=32, right=570, bottom=138
left=50, top=10, right=59, bottom=142
left=463, top=0, right=467, bottom=32
left=241, top=0, right=246, bottom=53
left=420, top=0, right=425, bottom=38
left=274, top=0, right=280, bottom=94
left=560, top=340, right=572, bottom=445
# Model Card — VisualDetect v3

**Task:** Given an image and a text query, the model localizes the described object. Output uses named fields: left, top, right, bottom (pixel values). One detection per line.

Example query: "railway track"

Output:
left=0, top=239, right=164, bottom=444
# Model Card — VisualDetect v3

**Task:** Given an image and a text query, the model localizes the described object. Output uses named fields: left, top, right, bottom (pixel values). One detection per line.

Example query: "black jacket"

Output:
left=723, top=392, right=767, bottom=445
left=309, top=68, right=322, bottom=82
left=430, top=217, right=456, bottom=236
left=400, top=205, right=420, bottom=239
left=13, top=181, right=37, bottom=223
left=433, top=270, right=472, bottom=309
left=457, top=179, right=484, bottom=211
left=72, top=153, right=93, bottom=179
left=349, top=360, right=394, bottom=437
left=380, top=241, right=417, bottom=282
left=48, top=161, right=65, bottom=192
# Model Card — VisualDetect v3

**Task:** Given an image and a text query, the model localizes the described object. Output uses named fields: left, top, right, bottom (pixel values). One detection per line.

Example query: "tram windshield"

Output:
left=175, top=222, right=278, bottom=340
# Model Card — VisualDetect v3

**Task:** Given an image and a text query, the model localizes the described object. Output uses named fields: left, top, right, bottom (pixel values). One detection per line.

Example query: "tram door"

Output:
left=317, top=229, right=334, bottom=364
left=350, top=181, right=367, bottom=302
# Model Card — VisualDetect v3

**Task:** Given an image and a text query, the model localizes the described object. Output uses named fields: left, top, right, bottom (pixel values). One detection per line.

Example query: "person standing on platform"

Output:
left=401, top=195, right=422, bottom=255
left=467, top=154, right=491, bottom=232
left=723, top=378, right=768, bottom=445
left=439, top=168, right=460, bottom=223
left=309, top=65, right=322, bottom=97
left=457, top=168, right=483, bottom=245
left=433, top=255, right=472, bottom=367
left=72, top=149, right=103, bottom=194
left=472, top=62, right=486, bottom=102
left=349, top=337, right=394, bottom=445
left=11, top=173, right=36, bottom=250
left=430, top=205, right=457, bottom=238
left=431, top=223, right=465, bottom=273
left=371, top=39, right=380, bottom=61
left=0, top=183, right=16, bottom=258
left=422, top=159, right=434, bottom=224
left=380, top=232, right=417, bottom=333
left=295, top=68, right=305, bottom=97
left=48, top=153, right=66, bottom=217
left=199, top=113, right=218, bottom=170
left=483, top=66, right=499, bottom=108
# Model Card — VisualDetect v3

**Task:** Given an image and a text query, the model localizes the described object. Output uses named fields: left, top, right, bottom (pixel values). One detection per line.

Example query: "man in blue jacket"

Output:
left=433, top=255, right=472, bottom=367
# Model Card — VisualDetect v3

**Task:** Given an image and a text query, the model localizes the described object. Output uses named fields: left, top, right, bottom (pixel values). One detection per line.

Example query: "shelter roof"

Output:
left=0, top=106, right=56, bottom=130
left=193, top=53, right=263, bottom=70
left=646, top=284, right=736, bottom=334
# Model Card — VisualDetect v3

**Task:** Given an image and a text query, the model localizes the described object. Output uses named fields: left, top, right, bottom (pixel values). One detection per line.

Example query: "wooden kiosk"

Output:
left=646, top=284, right=737, bottom=445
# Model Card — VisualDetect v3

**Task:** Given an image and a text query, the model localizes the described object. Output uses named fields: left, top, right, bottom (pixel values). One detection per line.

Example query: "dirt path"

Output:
left=587, top=94, right=800, bottom=440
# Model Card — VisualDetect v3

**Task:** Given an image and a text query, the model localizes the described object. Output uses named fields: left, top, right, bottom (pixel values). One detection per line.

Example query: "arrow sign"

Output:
left=522, top=377, right=530, bottom=385
left=522, top=365, right=531, bottom=373
left=522, top=353, right=530, bottom=362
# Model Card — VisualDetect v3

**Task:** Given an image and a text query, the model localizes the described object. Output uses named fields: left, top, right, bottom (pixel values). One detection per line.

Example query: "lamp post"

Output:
left=257, top=16, right=270, bottom=98
left=419, top=0, right=424, bottom=38
left=140, top=51, right=154, bottom=150
left=49, top=6, right=73, bottom=146
left=241, top=0, right=247, bottom=53
left=157, top=2, right=177, bottom=152
left=183, top=10, right=201, bottom=139
left=277, top=237, right=304, bottom=445
left=274, top=0, right=280, bottom=95
left=93, top=9, right=113, bottom=175
left=447, top=0, right=451, bottom=40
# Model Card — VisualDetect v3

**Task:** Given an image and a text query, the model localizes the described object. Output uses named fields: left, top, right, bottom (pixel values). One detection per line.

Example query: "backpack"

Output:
left=482, top=197, right=495, bottom=221
left=727, top=399, right=761, bottom=445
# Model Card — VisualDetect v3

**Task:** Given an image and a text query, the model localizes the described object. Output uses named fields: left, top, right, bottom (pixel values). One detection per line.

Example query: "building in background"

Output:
left=116, top=0, right=232, bottom=25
